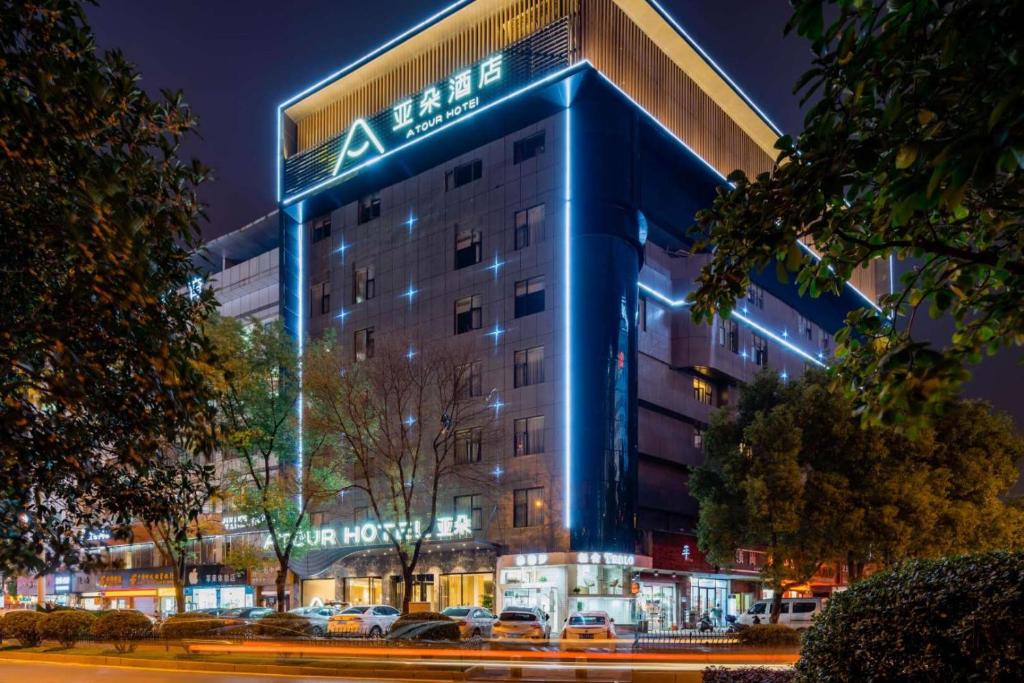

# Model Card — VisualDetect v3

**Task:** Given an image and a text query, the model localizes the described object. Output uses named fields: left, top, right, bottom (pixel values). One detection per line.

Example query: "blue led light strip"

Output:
left=295, top=203, right=305, bottom=508
left=637, top=282, right=826, bottom=368
left=562, top=85, right=573, bottom=530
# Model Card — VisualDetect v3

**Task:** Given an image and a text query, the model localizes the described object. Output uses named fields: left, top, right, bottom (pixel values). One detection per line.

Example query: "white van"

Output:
left=736, top=598, right=823, bottom=629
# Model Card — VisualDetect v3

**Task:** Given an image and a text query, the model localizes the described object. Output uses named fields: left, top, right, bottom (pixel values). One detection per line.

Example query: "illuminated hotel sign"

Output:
left=261, top=514, right=474, bottom=551
left=330, top=53, right=504, bottom=177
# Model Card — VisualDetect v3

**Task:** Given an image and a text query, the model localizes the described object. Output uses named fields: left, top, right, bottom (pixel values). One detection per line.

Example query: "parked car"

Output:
left=561, top=611, right=616, bottom=640
left=327, top=604, right=400, bottom=637
left=736, top=598, right=823, bottom=630
left=440, top=606, right=496, bottom=638
left=220, top=606, right=274, bottom=623
left=492, top=608, right=551, bottom=640
left=289, top=606, right=340, bottom=636
left=193, top=607, right=230, bottom=616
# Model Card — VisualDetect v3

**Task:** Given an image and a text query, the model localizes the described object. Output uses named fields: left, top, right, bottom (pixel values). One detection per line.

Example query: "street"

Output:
left=0, top=660, right=424, bottom=682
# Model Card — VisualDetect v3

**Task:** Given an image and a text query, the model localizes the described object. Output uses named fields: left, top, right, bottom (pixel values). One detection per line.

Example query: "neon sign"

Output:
left=261, top=514, right=473, bottom=551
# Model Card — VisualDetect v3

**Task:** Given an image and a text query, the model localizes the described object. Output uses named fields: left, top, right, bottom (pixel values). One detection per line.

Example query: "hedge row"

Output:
left=0, top=609, right=152, bottom=651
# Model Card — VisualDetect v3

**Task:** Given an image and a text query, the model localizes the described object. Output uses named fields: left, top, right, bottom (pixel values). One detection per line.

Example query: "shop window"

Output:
left=514, top=276, right=545, bottom=318
left=440, top=573, right=493, bottom=610
left=357, top=193, right=381, bottom=224
left=455, top=428, right=482, bottom=464
left=454, top=494, right=483, bottom=530
left=753, top=333, right=769, bottom=367
left=345, top=577, right=382, bottom=605
left=514, top=204, right=545, bottom=249
left=311, top=215, right=331, bottom=243
left=513, top=487, right=544, bottom=528
left=456, top=360, right=483, bottom=398
left=454, top=228, right=482, bottom=269
left=445, top=159, right=482, bottom=190
left=354, top=327, right=374, bottom=362
left=513, top=346, right=544, bottom=387
left=513, top=132, right=545, bottom=164
left=514, top=416, right=545, bottom=456
left=454, top=295, right=482, bottom=334
left=354, top=265, right=376, bottom=303
left=693, top=377, right=713, bottom=405
left=747, top=284, right=765, bottom=309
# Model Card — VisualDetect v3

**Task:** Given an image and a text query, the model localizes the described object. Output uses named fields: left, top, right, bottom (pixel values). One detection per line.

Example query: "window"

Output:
left=717, top=317, right=739, bottom=353
left=354, top=327, right=375, bottom=361
left=513, top=346, right=545, bottom=388
left=514, top=204, right=546, bottom=249
left=820, top=334, right=831, bottom=356
left=454, top=428, right=482, bottom=464
left=513, top=132, right=545, bottom=164
left=454, top=295, right=482, bottom=334
left=694, top=427, right=704, bottom=450
left=353, top=265, right=376, bottom=303
left=353, top=506, right=370, bottom=523
left=792, top=602, right=817, bottom=614
left=514, top=276, right=545, bottom=318
left=457, top=361, right=483, bottom=399
left=753, top=333, right=769, bottom=367
left=638, top=296, right=647, bottom=331
left=454, top=494, right=483, bottom=530
left=747, top=284, right=765, bottom=309
left=514, top=416, right=545, bottom=456
left=311, top=215, right=331, bottom=243
left=513, top=487, right=544, bottom=528
left=454, top=228, right=482, bottom=269
left=311, top=280, right=330, bottom=316
left=445, top=159, right=482, bottom=190
left=358, top=194, right=381, bottom=223
left=797, top=314, right=813, bottom=340
left=693, top=377, right=713, bottom=405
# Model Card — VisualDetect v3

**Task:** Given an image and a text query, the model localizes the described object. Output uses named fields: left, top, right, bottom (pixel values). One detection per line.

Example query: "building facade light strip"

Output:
left=794, top=240, right=884, bottom=314
left=638, top=282, right=826, bottom=368
left=280, top=62, right=588, bottom=205
left=295, top=202, right=304, bottom=509
left=562, top=87, right=573, bottom=530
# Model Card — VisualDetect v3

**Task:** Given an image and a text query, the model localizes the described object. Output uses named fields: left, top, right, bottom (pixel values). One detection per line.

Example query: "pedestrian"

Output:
left=711, top=603, right=722, bottom=627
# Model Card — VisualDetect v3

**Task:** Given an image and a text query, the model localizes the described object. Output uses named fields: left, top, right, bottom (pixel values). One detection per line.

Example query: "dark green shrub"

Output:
left=388, top=611, right=460, bottom=641
left=2, top=610, right=44, bottom=647
left=703, top=667, right=795, bottom=682
left=255, top=612, right=317, bottom=637
left=159, top=612, right=231, bottom=639
left=798, top=552, right=1024, bottom=681
left=90, top=610, right=152, bottom=653
left=37, top=610, right=97, bottom=647
left=736, top=624, right=801, bottom=647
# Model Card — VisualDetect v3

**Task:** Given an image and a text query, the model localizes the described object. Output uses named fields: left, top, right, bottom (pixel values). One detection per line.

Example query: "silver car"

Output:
left=440, top=606, right=496, bottom=638
left=289, top=606, right=341, bottom=636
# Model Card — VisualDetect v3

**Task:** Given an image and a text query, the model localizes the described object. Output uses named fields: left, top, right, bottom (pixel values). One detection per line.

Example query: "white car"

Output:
left=492, top=608, right=551, bottom=640
left=327, top=604, right=400, bottom=637
left=440, top=606, right=496, bottom=638
left=561, top=611, right=616, bottom=640
left=736, top=598, right=823, bottom=630
left=289, top=606, right=341, bottom=636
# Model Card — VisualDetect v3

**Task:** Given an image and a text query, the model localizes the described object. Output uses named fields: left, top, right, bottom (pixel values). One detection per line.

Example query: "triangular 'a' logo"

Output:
left=332, top=118, right=385, bottom=175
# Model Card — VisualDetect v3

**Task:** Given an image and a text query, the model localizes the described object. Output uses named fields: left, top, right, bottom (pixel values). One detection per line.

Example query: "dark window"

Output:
left=320, top=281, right=331, bottom=315
left=749, top=603, right=767, bottom=615
left=454, top=494, right=483, bottom=530
left=820, top=334, right=831, bottom=356
left=639, top=296, right=647, bottom=331
left=354, top=327, right=375, bottom=361
left=454, top=295, right=482, bottom=334
left=693, top=427, right=704, bottom=450
left=693, top=377, right=713, bottom=405
left=454, top=428, right=482, bottom=463
left=445, top=159, right=482, bottom=190
left=514, top=204, right=545, bottom=249
left=312, top=215, right=332, bottom=243
left=513, top=487, right=544, bottom=528
left=753, top=333, right=768, bottom=367
left=354, top=265, right=376, bottom=303
left=514, top=416, right=545, bottom=456
left=457, top=361, right=483, bottom=399
left=358, top=194, right=381, bottom=224
left=797, top=314, right=813, bottom=341
left=779, top=603, right=791, bottom=614
left=514, top=276, right=545, bottom=318
left=792, top=602, right=817, bottom=614
left=454, top=228, right=482, bottom=269
left=747, top=284, right=765, bottom=309
left=513, top=132, right=545, bottom=164
left=718, top=317, right=739, bottom=353
left=513, top=346, right=545, bottom=388
left=311, top=281, right=330, bottom=316
left=353, top=506, right=369, bottom=523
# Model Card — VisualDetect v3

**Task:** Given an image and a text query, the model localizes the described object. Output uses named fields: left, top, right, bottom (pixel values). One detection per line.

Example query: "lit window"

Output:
left=354, top=265, right=376, bottom=303
left=445, top=159, right=482, bottom=190
left=514, top=416, right=545, bottom=456
left=514, top=276, right=545, bottom=318
left=454, top=494, right=483, bottom=530
left=455, top=428, right=482, bottom=464
left=513, top=487, right=544, bottom=528
left=455, top=228, right=482, bottom=269
left=354, top=327, right=374, bottom=361
left=513, top=132, right=545, bottom=164
left=513, top=346, right=545, bottom=388
left=693, top=377, right=713, bottom=405
left=454, top=295, right=482, bottom=334
left=514, top=204, right=545, bottom=250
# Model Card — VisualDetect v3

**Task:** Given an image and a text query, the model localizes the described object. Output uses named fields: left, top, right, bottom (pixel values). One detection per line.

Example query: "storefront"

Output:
left=93, top=568, right=178, bottom=616
left=184, top=565, right=252, bottom=611
left=496, top=552, right=653, bottom=629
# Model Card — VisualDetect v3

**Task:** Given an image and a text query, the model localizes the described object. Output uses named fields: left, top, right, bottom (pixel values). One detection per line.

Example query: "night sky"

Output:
left=87, top=0, right=1019, bottom=425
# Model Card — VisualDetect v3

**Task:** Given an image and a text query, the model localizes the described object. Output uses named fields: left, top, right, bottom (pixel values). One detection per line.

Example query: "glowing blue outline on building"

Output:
left=295, top=202, right=305, bottom=508
left=562, top=83, right=573, bottom=530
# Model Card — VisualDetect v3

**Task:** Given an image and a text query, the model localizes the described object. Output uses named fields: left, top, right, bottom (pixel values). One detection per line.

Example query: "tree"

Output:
left=688, top=0, right=1024, bottom=426
left=127, top=452, right=216, bottom=613
left=304, top=337, right=497, bottom=614
left=207, top=316, right=340, bottom=611
left=0, top=0, right=216, bottom=573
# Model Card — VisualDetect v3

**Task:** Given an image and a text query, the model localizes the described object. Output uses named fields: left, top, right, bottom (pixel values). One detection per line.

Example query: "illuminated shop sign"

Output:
left=261, top=514, right=474, bottom=551
left=222, top=513, right=265, bottom=531
left=53, top=574, right=72, bottom=594
left=513, top=551, right=637, bottom=567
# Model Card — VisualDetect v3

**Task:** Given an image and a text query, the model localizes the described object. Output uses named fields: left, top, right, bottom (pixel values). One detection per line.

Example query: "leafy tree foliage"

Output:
left=0, top=0, right=215, bottom=572
left=206, top=316, right=341, bottom=612
left=692, top=370, right=1024, bottom=619
left=689, top=0, right=1024, bottom=425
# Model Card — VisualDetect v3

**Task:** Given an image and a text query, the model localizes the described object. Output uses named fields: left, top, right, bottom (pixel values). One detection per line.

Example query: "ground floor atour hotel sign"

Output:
left=262, top=515, right=474, bottom=551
